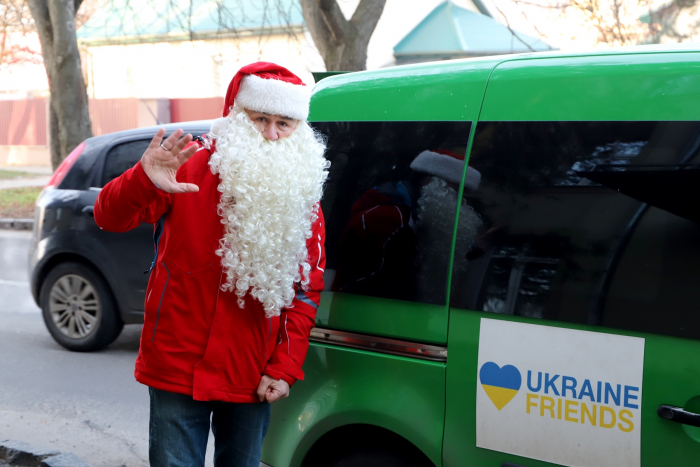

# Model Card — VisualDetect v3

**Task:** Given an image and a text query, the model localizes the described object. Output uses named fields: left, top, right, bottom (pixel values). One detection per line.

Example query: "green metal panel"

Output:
left=261, top=343, right=446, bottom=467
left=445, top=48, right=700, bottom=466
left=309, top=56, right=503, bottom=122
left=262, top=58, right=497, bottom=467
left=316, top=293, right=448, bottom=345
left=443, top=310, right=700, bottom=466
left=307, top=57, right=499, bottom=346
left=270, top=48, right=700, bottom=467
left=480, top=51, right=700, bottom=121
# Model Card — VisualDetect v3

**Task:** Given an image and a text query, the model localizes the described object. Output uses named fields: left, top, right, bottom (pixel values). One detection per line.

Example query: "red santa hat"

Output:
left=223, top=62, right=311, bottom=121
left=410, top=149, right=481, bottom=191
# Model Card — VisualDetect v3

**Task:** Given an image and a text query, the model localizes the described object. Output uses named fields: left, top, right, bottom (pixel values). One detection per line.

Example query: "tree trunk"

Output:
left=301, top=0, right=387, bottom=71
left=48, top=103, right=61, bottom=169
left=27, top=0, right=92, bottom=170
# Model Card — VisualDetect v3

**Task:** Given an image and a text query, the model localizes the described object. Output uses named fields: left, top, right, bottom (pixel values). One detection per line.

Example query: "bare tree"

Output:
left=644, top=0, right=700, bottom=44
left=82, top=0, right=387, bottom=70
left=567, top=0, right=652, bottom=45
left=0, top=0, right=41, bottom=69
left=26, top=0, right=92, bottom=169
left=301, top=0, right=387, bottom=71
left=18, top=0, right=386, bottom=168
left=503, top=0, right=699, bottom=46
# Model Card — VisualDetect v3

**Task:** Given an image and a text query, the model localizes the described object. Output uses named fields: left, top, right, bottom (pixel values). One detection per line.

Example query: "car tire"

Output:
left=40, top=261, right=123, bottom=351
left=333, top=447, right=427, bottom=467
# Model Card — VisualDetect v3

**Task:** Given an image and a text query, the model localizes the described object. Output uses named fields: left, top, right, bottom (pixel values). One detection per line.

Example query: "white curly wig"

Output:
left=414, top=177, right=483, bottom=303
left=208, top=105, right=329, bottom=317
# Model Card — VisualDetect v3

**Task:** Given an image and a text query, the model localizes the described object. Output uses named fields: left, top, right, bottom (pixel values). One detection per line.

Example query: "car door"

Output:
left=443, top=52, right=700, bottom=467
left=80, top=137, right=155, bottom=315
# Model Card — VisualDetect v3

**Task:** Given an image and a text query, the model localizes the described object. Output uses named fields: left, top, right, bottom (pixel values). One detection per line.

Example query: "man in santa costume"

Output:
left=94, top=62, right=329, bottom=467
left=333, top=149, right=484, bottom=305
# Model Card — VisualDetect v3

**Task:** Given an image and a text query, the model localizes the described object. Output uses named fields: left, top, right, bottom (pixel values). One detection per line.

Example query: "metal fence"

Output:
left=0, top=99, right=48, bottom=146
left=0, top=97, right=222, bottom=146
left=90, top=98, right=140, bottom=136
left=171, top=97, right=224, bottom=123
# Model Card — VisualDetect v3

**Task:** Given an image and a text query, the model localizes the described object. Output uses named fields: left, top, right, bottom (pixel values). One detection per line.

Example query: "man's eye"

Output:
left=279, top=122, right=287, bottom=127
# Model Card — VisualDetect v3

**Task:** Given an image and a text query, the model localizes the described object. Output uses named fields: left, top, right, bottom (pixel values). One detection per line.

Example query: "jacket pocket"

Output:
left=147, top=256, right=219, bottom=355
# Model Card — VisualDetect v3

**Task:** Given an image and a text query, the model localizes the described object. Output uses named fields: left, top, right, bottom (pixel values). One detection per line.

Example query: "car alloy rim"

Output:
left=49, top=274, right=101, bottom=339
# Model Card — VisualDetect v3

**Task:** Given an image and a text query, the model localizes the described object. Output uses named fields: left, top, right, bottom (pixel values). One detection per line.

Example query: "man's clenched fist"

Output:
left=257, top=375, right=290, bottom=403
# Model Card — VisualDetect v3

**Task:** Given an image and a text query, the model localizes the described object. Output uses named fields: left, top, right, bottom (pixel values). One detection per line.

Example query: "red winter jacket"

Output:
left=94, top=144, right=325, bottom=403
left=333, top=188, right=416, bottom=301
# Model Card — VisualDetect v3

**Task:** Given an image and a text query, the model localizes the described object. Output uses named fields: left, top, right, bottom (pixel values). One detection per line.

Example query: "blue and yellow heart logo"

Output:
left=479, top=362, right=522, bottom=411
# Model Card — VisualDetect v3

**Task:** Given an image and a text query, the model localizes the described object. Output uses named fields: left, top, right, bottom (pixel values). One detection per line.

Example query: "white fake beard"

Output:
left=414, top=177, right=483, bottom=303
left=208, top=105, right=329, bottom=317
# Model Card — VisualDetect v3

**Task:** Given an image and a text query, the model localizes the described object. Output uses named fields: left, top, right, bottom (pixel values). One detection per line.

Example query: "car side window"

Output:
left=313, top=121, right=472, bottom=306
left=102, top=139, right=150, bottom=186
left=450, top=121, right=700, bottom=340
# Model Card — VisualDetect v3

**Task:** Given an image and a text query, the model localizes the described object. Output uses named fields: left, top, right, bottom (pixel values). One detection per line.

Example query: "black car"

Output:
left=29, top=121, right=212, bottom=351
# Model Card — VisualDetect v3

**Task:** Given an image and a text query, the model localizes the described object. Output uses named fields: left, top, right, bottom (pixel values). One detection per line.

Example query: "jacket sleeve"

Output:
left=94, top=160, right=172, bottom=232
left=264, top=207, right=326, bottom=386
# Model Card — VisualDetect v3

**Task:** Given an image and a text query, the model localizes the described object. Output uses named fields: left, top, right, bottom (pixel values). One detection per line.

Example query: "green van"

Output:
left=261, top=45, right=700, bottom=467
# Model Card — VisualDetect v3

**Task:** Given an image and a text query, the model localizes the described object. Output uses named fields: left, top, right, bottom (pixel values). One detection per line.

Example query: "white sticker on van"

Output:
left=476, top=318, right=644, bottom=467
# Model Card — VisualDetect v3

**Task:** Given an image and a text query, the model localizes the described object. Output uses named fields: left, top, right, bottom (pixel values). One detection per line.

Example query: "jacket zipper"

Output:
left=145, top=214, right=166, bottom=274
left=151, top=261, right=170, bottom=341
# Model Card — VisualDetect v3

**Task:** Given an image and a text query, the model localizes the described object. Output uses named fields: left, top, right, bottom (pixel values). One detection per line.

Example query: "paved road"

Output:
left=0, top=166, right=53, bottom=189
left=0, top=230, right=217, bottom=466
left=0, top=176, right=51, bottom=189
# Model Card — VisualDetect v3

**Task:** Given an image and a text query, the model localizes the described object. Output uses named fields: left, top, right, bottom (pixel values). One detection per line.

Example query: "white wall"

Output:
left=83, top=0, right=485, bottom=99
left=85, top=32, right=324, bottom=99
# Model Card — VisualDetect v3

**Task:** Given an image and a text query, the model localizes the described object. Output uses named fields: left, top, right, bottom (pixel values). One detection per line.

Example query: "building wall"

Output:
left=0, top=33, right=49, bottom=99
left=83, top=32, right=324, bottom=99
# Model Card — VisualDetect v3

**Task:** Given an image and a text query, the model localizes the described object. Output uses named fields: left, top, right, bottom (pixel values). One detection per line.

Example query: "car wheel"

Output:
left=40, top=261, right=123, bottom=351
left=334, top=448, right=427, bottom=467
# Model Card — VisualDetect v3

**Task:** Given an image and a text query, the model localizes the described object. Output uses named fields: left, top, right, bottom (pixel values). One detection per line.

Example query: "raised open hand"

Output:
left=140, top=128, right=200, bottom=193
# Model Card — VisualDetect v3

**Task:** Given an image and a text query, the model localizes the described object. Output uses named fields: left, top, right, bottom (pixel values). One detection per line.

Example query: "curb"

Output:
left=0, top=440, right=92, bottom=467
left=0, top=219, right=33, bottom=231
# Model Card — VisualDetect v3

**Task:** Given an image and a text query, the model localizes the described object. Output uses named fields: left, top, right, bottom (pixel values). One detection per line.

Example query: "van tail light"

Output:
left=45, top=141, right=86, bottom=189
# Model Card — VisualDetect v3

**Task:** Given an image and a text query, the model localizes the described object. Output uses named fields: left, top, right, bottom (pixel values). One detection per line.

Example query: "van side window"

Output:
left=450, top=121, right=700, bottom=340
left=313, top=121, right=472, bottom=306
left=102, top=139, right=150, bottom=186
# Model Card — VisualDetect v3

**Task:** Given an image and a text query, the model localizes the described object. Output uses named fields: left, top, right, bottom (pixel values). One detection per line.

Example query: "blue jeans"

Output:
left=148, top=387, right=270, bottom=467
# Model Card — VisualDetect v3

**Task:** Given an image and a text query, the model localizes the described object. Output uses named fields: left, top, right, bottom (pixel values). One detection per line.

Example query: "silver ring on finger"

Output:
left=160, top=143, right=170, bottom=151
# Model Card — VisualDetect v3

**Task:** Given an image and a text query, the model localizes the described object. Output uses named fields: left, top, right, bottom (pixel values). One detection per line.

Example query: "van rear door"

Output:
left=444, top=51, right=700, bottom=467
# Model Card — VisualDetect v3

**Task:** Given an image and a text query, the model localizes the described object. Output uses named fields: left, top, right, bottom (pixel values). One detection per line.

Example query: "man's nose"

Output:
left=263, top=124, right=279, bottom=141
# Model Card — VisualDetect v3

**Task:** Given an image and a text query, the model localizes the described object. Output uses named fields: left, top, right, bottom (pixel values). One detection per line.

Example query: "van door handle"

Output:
left=657, top=405, right=700, bottom=427
left=82, top=205, right=94, bottom=217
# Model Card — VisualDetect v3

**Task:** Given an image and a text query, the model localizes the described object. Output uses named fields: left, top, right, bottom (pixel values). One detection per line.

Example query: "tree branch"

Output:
left=26, top=0, right=53, bottom=53
left=301, top=0, right=346, bottom=57
left=351, top=0, right=387, bottom=37
left=314, top=0, right=348, bottom=34
left=490, top=0, right=537, bottom=52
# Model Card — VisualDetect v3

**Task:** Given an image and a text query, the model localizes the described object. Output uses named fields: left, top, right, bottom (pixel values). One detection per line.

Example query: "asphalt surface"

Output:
left=0, top=166, right=53, bottom=189
left=0, top=229, right=217, bottom=466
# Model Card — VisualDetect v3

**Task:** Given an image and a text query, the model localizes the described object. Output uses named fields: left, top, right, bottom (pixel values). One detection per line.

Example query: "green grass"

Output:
left=0, top=186, right=42, bottom=218
left=0, top=170, right=33, bottom=179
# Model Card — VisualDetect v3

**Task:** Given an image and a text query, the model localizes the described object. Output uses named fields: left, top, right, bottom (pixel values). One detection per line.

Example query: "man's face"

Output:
left=245, top=109, right=299, bottom=141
